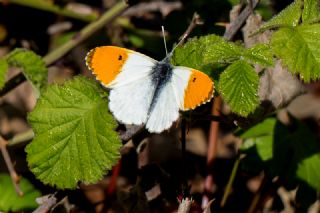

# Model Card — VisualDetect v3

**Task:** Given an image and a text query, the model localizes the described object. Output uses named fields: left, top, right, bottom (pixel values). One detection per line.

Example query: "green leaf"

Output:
left=272, top=120, right=320, bottom=190
left=172, top=35, right=242, bottom=75
left=219, top=60, right=259, bottom=116
left=26, top=76, right=121, bottom=189
left=241, top=117, right=320, bottom=191
left=259, top=0, right=303, bottom=32
left=242, top=44, right=274, bottom=66
left=0, top=59, right=8, bottom=89
left=289, top=123, right=320, bottom=190
left=302, top=0, right=320, bottom=23
left=240, top=118, right=276, bottom=161
left=6, top=48, right=47, bottom=94
left=0, top=173, right=41, bottom=212
left=271, top=24, right=320, bottom=82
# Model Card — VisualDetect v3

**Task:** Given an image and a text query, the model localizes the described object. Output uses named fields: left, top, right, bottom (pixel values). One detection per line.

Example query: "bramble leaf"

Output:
left=271, top=24, right=320, bottom=82
left=241, top=118, right=320, bottom=191
left=0, top=59, right=8, bottom=89
left=172, top=35, right=273, bottom=77
left=172, top=35, right=242, bottom=75
left=289, top=123, right=320, bottom=190
left=6, top=48, right=47, bottom=94
left=26, top=76, right=121, bottom=189
left=219, top=60, right=259, bottom=116
left=0, top=174, right=41, bottom=212
left=259, top=0, right=302, bottom=32
left=242, top=44, right=274, bottom=67
left=240, top=118, right=276, bottom=161
left=302, top=0, right=320, bottom=23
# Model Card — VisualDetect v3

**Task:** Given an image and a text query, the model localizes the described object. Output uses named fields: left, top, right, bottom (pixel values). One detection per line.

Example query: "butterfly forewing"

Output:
left=86, top=46, right=157, bottom=125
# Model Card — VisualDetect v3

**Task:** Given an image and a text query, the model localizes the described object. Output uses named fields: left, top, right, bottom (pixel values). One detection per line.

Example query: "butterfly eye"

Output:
left=118, top=55, right=122, bottom=60
left=192, top=77, right=196, bottom=82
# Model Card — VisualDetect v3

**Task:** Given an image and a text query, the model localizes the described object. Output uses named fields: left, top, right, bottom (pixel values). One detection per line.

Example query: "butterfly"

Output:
left=85, top=46, right=214, bottom=133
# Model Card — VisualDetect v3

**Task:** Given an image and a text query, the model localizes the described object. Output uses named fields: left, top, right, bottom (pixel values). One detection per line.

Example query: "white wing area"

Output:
left=170, top=67, right=193, bottom=109
left=109, top=52, right=157, bottom=125
left=108, top=52, right=156, bottom=88
left=145, top=67, right=191, bottom=133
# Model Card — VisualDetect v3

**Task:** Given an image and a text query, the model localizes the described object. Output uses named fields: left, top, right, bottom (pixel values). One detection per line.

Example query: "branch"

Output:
left=179, top=12, right=203, bottom=42
left=0, top=136, right=23, bottom=196
left=223, top=0, right=260, bottom=40
left=123, top=1, right=182, bottom=17
left=43, top=1, right=128, bottom=65
left=0, top=72, right=26, bottom=97
left=1, top=0, right=98, bottom=22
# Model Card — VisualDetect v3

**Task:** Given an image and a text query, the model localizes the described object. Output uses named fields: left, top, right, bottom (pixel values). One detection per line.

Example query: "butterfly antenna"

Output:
left=161, top=26, right=168, bottom=56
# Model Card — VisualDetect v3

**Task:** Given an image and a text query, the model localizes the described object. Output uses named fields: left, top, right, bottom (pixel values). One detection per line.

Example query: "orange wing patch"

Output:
left=86, top=46, right=129, bottom=87
left=183, top=69, right=214, bottom=110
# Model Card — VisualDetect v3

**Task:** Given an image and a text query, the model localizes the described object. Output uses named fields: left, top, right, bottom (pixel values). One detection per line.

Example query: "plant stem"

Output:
left=220, top=155, right=241, bottom=207
left=0, top=136, right=23, bottom=196
left=43, top=1, right=128, bottom=65
left=0, top=72, right=26, bottom=96
left=1, top=0, right=98, bottom=22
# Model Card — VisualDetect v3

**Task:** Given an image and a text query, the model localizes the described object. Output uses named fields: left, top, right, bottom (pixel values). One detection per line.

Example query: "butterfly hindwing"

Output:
left=86, top=46, right=157, bottom=125
left=145, top=67, right=214, bottom=132
left=173, top=67, right=214, bottom=111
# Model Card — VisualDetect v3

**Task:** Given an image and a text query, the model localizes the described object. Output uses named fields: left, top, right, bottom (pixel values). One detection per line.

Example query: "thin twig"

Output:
left=123, top=1, right=182, bottom=17
left=0, top=72, right=26, bottom=97
left=179, top=12, right=203, bottom=43
left=0, top=136, right=23, bottom=196
left=223, top=0, right=260, bottom=40
left=220, top=155, right=242, bottom=207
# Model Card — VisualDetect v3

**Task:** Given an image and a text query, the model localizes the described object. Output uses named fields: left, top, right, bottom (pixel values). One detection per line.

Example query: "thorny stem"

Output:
left=0, top=0, right=98, bottom=22
left=0, top=1, right=127, bottom=97
left=0, top=136, right=23, bottom=196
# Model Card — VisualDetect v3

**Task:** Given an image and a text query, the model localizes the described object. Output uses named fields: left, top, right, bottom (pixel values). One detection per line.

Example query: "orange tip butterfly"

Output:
left=85, top=45, right=214, bottom=133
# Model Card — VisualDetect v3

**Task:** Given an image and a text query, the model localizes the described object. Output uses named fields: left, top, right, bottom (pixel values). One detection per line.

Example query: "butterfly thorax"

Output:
left=151, top=58, right=173, bottom=86
left=148, top=58, right=173, bottom=114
